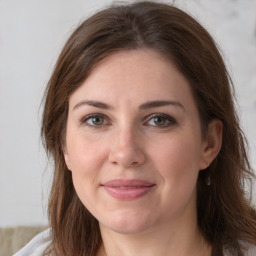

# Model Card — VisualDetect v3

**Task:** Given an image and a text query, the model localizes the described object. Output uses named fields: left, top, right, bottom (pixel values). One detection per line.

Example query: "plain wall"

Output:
left=0, top=0, right=255, bottom=227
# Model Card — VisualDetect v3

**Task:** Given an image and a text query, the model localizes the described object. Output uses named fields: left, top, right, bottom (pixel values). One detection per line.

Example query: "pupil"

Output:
left=92, top=117, right=103, bottom=125
left=154, top=117, right=165, bottom=125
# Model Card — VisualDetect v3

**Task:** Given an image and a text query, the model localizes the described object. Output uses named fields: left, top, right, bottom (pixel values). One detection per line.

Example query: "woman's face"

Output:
left=64, top=49, right=210, bottom=234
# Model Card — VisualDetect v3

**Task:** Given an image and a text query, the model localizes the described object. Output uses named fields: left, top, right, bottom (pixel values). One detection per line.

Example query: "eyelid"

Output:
left=80, top=113, right=110, bottom=127
left=144, top=113, right=177, bottom=127
left=79, top=112, right=177, bottom=128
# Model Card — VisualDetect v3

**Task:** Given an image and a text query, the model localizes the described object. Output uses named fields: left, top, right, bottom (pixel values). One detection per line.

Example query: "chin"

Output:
left=106, top=222, right=150, bottom=235
left=99, top=209, right=154, bottom=234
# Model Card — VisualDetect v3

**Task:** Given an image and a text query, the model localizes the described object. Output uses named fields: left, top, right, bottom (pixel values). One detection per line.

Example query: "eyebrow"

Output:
left=73, top=100, right=113, bottom=111
left=139, top=100, right=185, bottom=110
left=73, top=100, right=184, bottom=111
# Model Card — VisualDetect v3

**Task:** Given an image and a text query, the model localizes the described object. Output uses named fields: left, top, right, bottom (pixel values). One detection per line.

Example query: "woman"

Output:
left=14, top=1, right=256, bottom=256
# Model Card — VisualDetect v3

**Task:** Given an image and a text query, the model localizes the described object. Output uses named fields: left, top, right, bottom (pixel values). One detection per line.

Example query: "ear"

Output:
left=199, top=119, right=223, bottom=170
left=63, top=148, right=72, bottom=171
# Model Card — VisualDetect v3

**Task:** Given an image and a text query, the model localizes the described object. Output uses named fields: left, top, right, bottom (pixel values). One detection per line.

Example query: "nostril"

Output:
left=131, top=161, right=139, bottom=166
left=108, top=143, right=146, bottom=167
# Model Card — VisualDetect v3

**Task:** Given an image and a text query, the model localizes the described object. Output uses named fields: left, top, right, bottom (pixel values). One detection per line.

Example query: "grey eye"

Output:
left=82, top=114, right=108, bottom=127
left=89, top=116, right=105, bottom=126
left=146, top=114, right=177, bottom=128
left=149, top=116, right=167, bottom=126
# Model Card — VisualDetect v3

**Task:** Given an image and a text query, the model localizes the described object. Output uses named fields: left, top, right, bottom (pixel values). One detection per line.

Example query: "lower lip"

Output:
left=103, top=186, right=155, bottom=200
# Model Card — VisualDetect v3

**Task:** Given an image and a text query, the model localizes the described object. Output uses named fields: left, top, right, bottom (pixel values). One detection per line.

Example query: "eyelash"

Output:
left=80, top=113, right=109, bottom=128
left=144, top=113, right=177, bottom=127
left=80, top=113, right=177, bottom=128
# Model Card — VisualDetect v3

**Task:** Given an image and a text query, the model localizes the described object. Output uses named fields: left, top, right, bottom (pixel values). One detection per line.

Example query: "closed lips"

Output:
left=102, top=179, right=156, bottom=200
left=102, top=179, right=155, bottom=187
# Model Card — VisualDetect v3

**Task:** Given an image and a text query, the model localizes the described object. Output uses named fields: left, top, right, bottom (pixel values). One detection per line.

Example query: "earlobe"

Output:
left=200, top=119, right=223, bottom=170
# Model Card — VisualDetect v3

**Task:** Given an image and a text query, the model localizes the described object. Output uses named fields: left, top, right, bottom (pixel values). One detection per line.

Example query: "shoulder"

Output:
left=245, top=243, right=256, bottom=256
left=224, top=243, right=256, bottom=256
left=13, top=228, right=51, bottom=256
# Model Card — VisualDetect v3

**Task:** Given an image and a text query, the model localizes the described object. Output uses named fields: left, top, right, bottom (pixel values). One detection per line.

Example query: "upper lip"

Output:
left=102, top=179, right=155, bottom=187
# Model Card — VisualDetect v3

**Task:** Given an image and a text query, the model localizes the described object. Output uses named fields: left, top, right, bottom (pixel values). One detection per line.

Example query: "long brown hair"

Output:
left=41, top=1, right=256, bottom=255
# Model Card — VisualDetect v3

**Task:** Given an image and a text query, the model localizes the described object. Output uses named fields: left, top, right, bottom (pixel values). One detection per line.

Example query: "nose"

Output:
left=108, top=128, right=146, bottom=168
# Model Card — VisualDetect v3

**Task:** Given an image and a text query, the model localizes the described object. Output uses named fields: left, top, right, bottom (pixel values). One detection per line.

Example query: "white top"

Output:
left=13, top=228, right=256, bottom=256
left=13, top=228, right=51, bottom=256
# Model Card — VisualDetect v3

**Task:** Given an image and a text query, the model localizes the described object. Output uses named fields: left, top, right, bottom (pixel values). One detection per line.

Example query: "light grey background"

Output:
left=0, top=0, right=256, bottom=227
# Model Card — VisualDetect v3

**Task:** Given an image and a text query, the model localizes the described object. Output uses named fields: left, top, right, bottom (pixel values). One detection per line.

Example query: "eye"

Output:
left=146, top=114, right=177, bottom=127
left=81, top=114, right=108, bottom=127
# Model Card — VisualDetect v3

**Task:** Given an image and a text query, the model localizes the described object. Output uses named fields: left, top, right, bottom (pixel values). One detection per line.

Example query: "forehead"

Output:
left=69, top=49, right=195, bottom=109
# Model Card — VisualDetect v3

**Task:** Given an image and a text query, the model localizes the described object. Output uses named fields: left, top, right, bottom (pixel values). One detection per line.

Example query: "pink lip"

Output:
left=102, top=179, right=155, bottom=200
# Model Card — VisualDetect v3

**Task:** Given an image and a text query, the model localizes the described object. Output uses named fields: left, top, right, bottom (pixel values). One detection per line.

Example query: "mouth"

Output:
left=101, top=179, right=156, bottom=200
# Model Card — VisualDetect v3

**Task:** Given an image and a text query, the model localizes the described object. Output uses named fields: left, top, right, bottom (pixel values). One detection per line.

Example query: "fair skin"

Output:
left=64, top=49, right=222, bottom=256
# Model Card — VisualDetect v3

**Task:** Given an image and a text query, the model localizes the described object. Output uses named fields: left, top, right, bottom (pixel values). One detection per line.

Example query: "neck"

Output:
left=97, top=217, right=211, bottom=256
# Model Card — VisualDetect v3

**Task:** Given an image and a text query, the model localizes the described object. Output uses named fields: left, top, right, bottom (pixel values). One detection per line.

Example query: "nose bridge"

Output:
left=117, top=123, right=136, bottom=148
left=109, top=122, right=145, bottom=167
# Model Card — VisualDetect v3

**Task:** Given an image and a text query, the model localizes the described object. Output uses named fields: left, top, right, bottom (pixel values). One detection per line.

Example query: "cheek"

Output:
left=150, top=138, right=201, bottom=217
left=66, top=136, right=108, bottom=194
left=67, top=138, right=109, bottom=209
left=67, top=133, right=108, bottom=172
left=151, top=135, right=202, bottom=189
